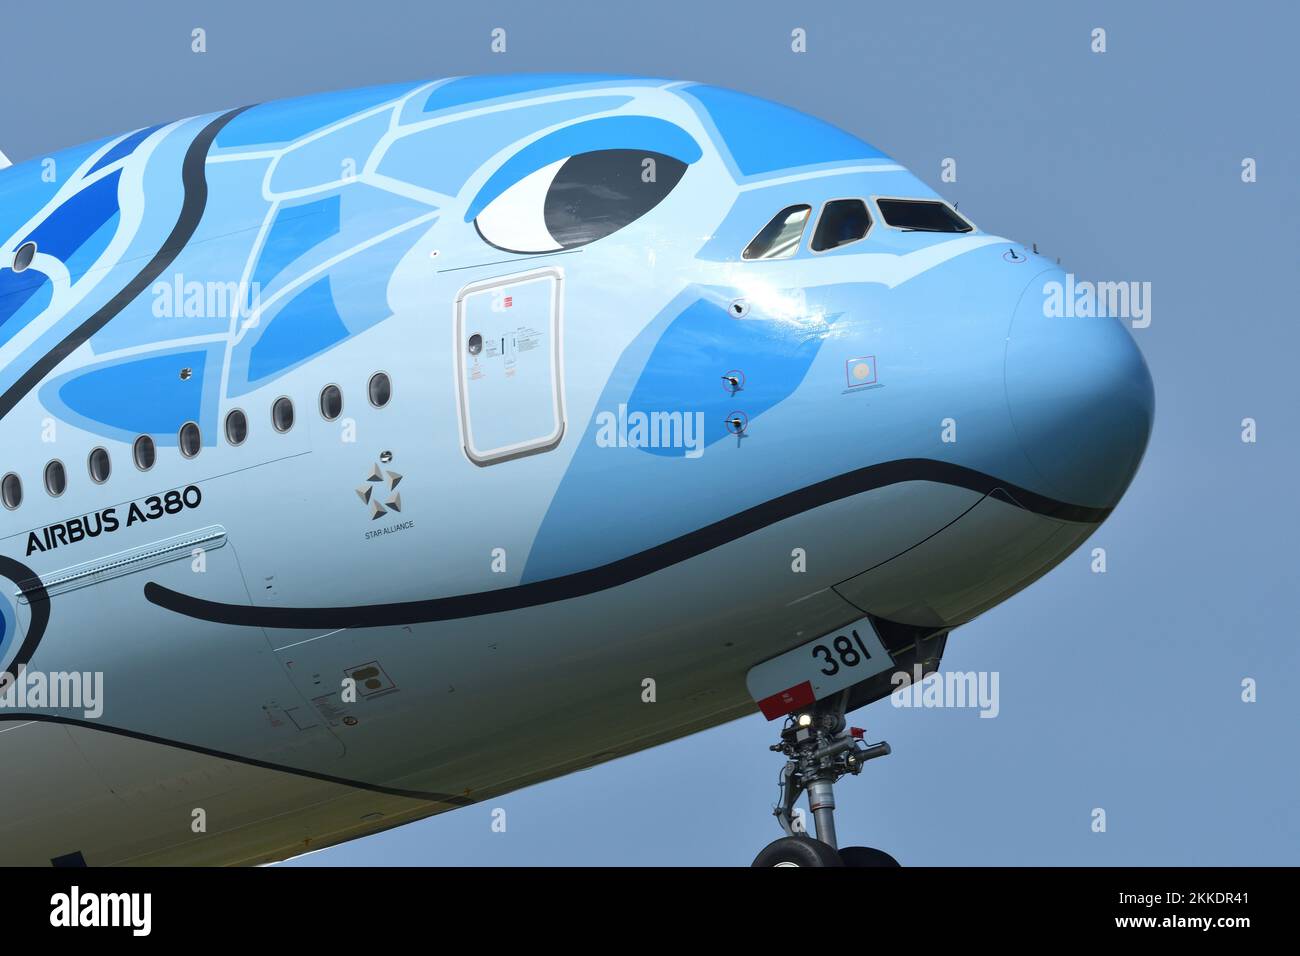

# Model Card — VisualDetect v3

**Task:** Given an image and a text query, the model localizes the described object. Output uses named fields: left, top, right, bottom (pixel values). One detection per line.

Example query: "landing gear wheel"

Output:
left=756, top=691, right=895, bottom=867
left=839, top=845, right=901, bottom=867
left=752, top=836, right=844, bottom=867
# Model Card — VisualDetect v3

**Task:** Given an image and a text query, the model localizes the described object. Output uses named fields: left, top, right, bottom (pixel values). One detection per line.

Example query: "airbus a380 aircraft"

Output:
left=0, top=75, right=1152, bottom=867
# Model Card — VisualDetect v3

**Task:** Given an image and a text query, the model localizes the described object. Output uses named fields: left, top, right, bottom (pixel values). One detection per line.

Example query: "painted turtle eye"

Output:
left=474, top=149, right=687, bottom=254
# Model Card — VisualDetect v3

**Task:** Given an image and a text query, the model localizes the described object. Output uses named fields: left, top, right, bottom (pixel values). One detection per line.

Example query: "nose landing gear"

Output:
left=751, top=694, right=899, bottom=867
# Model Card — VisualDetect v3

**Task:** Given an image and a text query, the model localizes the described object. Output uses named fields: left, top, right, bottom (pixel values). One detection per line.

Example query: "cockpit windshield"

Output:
left=743, top=204, right=811, bottom=259
left=875, top=198, right=972, bottom=233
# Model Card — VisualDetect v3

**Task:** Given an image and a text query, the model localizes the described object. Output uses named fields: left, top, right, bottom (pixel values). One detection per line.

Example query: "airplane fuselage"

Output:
left=0, top=75, right=1152, bottom=864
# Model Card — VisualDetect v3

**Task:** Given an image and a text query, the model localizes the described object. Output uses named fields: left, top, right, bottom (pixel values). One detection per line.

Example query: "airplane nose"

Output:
left=1004, top=270, right=1154, bottom=510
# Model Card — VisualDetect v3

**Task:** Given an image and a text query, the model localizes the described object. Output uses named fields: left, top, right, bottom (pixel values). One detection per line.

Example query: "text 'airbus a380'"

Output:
left=0, top=74, right=1152, bottom=866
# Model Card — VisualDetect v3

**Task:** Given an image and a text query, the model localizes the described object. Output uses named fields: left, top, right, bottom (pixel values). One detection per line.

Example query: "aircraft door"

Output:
left=454, top=267, right=566, bottom=466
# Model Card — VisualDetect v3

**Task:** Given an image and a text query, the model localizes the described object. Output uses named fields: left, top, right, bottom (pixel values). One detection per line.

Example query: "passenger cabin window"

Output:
left=875, top=198, right=972, bottom=233
left=319, top=385, right=343, bottom=421
left=179, top=422, right=201, bottom=458
left=272, top=397, right=295, bottom=433
left=225, top=409, right=248, bottom=446
left=743, top=204, right=811, bottom=260
left=44, top=460, right=66, bottom=497
left=812, top=199, right=872, bottom=252
left=368, top=372, right=392, bottom=408
left=88, top=447, right=111, bottom=484
left=1, top=473, right=21, bottom=510
left=133, top=435, right=156, bottom=471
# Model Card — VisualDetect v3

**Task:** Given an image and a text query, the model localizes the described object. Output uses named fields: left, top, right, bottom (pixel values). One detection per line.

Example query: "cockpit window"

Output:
left=743, top=204, right=811, bottom=260
left=811, top=199, right=872, bottom=252
left=875, top=198, right=972, bottom=233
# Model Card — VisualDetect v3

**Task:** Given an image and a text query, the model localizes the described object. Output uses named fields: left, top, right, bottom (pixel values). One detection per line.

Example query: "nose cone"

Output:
left=1004, top=270, right=1154, bottom=510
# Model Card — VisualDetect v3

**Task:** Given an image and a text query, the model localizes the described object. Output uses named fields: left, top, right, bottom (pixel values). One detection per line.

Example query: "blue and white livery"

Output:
left=0, top=75, right=1152, bottom=866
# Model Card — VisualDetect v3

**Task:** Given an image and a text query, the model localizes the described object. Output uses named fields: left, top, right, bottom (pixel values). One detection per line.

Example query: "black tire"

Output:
left=838, top=845, right=901, bottom=867
left=751, top=836, right=845, bottom=867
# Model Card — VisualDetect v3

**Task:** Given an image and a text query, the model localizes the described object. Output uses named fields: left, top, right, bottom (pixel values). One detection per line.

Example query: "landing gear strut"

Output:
left=751, top=692, right=899, bottom=867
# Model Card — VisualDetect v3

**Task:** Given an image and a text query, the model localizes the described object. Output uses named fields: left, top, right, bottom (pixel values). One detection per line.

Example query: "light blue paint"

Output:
left=323, top=222, right=429, bottom=333
left=1004, top=270, right=1155, bottom=508
left=522, top=280, right=834, bottom=581
left=216, top=81, right=422, bottom=149
left=381, top=97, right=632, bottom=200
left=251, top=195, right=341, bottom=292
left=268, top=111, right=391, bottom=195
left=625, top=293, right=830, bottom=455
left=695, top=172, right=933, bottom=262
left=697, top=189, right=821, bottom=263
left=420, top=74, right=640, bottom=114
left=188, top=151, right=276, bottom=245
left=43, top=347, right=219, bottom=443
left=464, top=115, right=702, bottom=221
left=334, top=182, right=434, bottom=229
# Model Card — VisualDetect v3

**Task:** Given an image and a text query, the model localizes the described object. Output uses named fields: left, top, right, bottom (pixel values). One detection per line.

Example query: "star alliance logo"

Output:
left=356, top=459, right=403, bottom=520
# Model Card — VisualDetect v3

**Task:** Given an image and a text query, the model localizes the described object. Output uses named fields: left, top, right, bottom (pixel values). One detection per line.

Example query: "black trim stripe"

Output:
left=0, top=713, right=472, bottom=806
left=0, top=107, right=252, bottom=684
left=0, top=554, right=49, bottom=678
left=0, top=107, right=251, bottom=423
left=145, top=458, right=1112, bottom=631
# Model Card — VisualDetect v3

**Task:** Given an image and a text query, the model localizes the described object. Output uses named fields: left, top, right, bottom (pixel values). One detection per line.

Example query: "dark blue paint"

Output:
left=62, top=211, right=120, bottom=282
left=0, top=136, right=113, bottom=242
left=626, top=293, right=830, bottom=455
left=21, top=170, right=121, bottom=262
left=252, top=195, right=341, bottom=291
left=55, top=349, right=210, bottom=436
left=248, top=277, right=348, bottom=383
left=0, top=270, right=51, bottom=340
left=87, top=124, right=165, bottom=174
